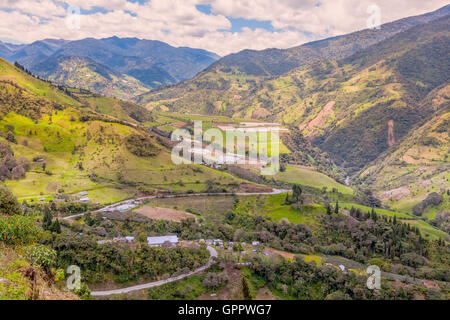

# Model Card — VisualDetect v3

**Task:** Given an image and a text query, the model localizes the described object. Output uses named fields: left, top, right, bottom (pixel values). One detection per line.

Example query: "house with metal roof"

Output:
left=147, top=235, right=179, bottom=247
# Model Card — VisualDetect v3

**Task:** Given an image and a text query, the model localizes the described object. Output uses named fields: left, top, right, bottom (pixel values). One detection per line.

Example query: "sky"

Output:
left=0, top=0, right=448, bottom=56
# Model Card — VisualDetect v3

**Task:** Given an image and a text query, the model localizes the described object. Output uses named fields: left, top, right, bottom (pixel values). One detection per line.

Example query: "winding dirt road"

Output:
left=91, top=246, right=218, bottom=296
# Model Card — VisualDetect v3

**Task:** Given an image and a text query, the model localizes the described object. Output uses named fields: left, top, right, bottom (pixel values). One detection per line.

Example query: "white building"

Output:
left=147, top=235, right=179, bottom=247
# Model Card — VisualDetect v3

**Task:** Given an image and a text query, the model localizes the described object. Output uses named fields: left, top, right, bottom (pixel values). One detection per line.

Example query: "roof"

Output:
left=79, top=191, right=88, bottom=195
left=80, top=197, right=90, bottom=202
left=147, top=235, right=178, bottom=245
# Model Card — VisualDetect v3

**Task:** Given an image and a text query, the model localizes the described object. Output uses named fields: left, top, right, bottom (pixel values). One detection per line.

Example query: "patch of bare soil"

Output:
left=171, top=122, right=187, bottom=128
left=422, top=279, right=440, bottom=289
left=265, top=247, right=296, bottom=260
left=255, top=286, right=277, bottom=300
left=198, top=262, right=243, bottom=300
left=134, top=206, right=195, bottom=222
left=252, top=108, right=270, bottom=119
left=235, top=183, right=273, bottom=193
left=379, top=187, right=411, bottom=200
left=303, top=100, right=335, bottom=136
left=401, top=154, right=425, bottom=165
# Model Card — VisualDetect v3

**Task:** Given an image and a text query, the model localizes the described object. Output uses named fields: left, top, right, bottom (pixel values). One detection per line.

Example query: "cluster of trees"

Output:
left=316, top=206, right=449, bottom=281
left=249, top=254, right=441, bottom=300
left=412, top=192, right=443, bottom=216
left=0, top=142, right=30, bottom=181
left=42, top=234, right=210, bottom=284
left=42, top=206, right=61, bottom=234
left=430, top=211, right=450, bottom=234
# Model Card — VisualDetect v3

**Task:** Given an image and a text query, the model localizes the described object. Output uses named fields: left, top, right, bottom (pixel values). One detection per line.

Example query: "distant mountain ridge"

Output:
left=138, top=11, right=449, bottom=180
left=207, top=4, right=450, bottom=77
left=0, top=37, right=220, bottom=98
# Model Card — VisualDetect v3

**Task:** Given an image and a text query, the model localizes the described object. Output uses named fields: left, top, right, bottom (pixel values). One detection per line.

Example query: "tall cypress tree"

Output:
left=42, top=206, right=53, bottom=230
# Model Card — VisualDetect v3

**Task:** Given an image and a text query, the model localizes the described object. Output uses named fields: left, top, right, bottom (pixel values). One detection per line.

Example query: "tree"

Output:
left=292, top=184, right=303, bottom=204
left=17, top=157, right=30, bottom=171
left=42, top=206, right=53, bottom=230
left=284, top=193, right=291, bottom=205
left=2, top=153, right=17, bottom=170
left=0, top=185, right=21, bottom=215
left=5, top=131, right=16, bottom=143
left=11, top=165, right=25, bottom=179
left=334, top=200, right=339, bottom=214
left=242, top=276, right=252, bottom=300
left=50, top=219, right=61, bottom=234
left=326, top=204, right=333, bottom=215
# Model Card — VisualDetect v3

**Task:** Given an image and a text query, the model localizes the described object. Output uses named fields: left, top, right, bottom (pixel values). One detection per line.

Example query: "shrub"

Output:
left=0, top=185, right=21, bottom=215
left=0, top=215, right=40, bottom=244
left=5, top=131, right=16, bottom=143
left=125, top=134, right=157, bottom=157
left=25, top=244, right=57, bottom=268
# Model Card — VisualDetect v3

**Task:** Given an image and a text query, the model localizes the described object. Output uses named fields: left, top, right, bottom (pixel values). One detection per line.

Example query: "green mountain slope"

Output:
left=210, top=4, right=449, bottom=77
left=32, top=56, right=150, bottom=100
left=0, top=58, right=246, bottom=204
left=139, top=16, right=449, bottom=176
left=136, top=5, right=450, bottom=110
left=358, top=84, right=449, bottom=212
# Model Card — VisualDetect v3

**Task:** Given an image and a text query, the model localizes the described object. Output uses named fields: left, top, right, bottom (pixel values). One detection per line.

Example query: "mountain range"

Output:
left=0, top=37, right=220, bottom=99
left=0, top=5, right=448, bottom=215
left=137, top=6, right=450, bottom=213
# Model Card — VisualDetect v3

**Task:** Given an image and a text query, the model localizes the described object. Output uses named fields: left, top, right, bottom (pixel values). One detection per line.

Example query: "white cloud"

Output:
left=0, top=0, right=447, bottom=55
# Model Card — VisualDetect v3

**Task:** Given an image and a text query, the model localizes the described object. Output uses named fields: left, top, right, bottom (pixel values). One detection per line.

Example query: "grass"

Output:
left=399, top=219, right=448, bottom=241
left=234, top=193, right=324, bottom=226
left=340, top=203, right=413, bottom=219
left=0, top=245, right=29, bottom=300
left=340, top=202, right=447, bottom=241
left=274, top=165, right=353, bottom=195
left=1, top=109, right=246, bottom=204
left=302, top=254, right=323, bottom=266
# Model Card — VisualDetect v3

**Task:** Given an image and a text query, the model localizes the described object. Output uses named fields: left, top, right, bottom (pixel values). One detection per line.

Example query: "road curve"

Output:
left=91, top=246, right=218, bottom=296
left=63, top=189, right=291, bottom=220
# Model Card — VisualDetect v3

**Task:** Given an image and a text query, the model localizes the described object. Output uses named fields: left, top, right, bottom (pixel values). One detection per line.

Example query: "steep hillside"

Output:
left=210, top=4, right=449, bottom=77
left=32, top=56, right=150, bottom=100
left=140, top=16, right=449, bottom=176
left=358, top=84, right=450, bottom=212
left=137, top=4, right=450, bottom=109
left=0, top=58, right=246, bottom=204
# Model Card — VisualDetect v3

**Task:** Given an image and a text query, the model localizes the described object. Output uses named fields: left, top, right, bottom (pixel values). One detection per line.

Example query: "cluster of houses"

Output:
left=78, top=191, right=90, bottom=203
left=98, top=235, right=179, bottom=247
left=199, top=239, right=261, bottom=250
left=97, top=236, right=266, bottom=253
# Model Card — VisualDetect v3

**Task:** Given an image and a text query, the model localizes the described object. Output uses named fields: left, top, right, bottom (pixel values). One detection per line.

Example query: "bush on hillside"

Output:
left=412, top=192, right=443, bottom=216
left=0, top=185, right=21, bottom=215
left=125, top=134, right=158, bottom=157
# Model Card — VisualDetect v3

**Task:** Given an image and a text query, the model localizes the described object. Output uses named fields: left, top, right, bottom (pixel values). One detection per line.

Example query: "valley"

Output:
left=0, top=3, right=448, bottom=302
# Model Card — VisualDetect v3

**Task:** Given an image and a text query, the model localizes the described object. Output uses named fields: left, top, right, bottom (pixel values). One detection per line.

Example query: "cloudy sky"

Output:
left=0, top=0, right=448, bottom=55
